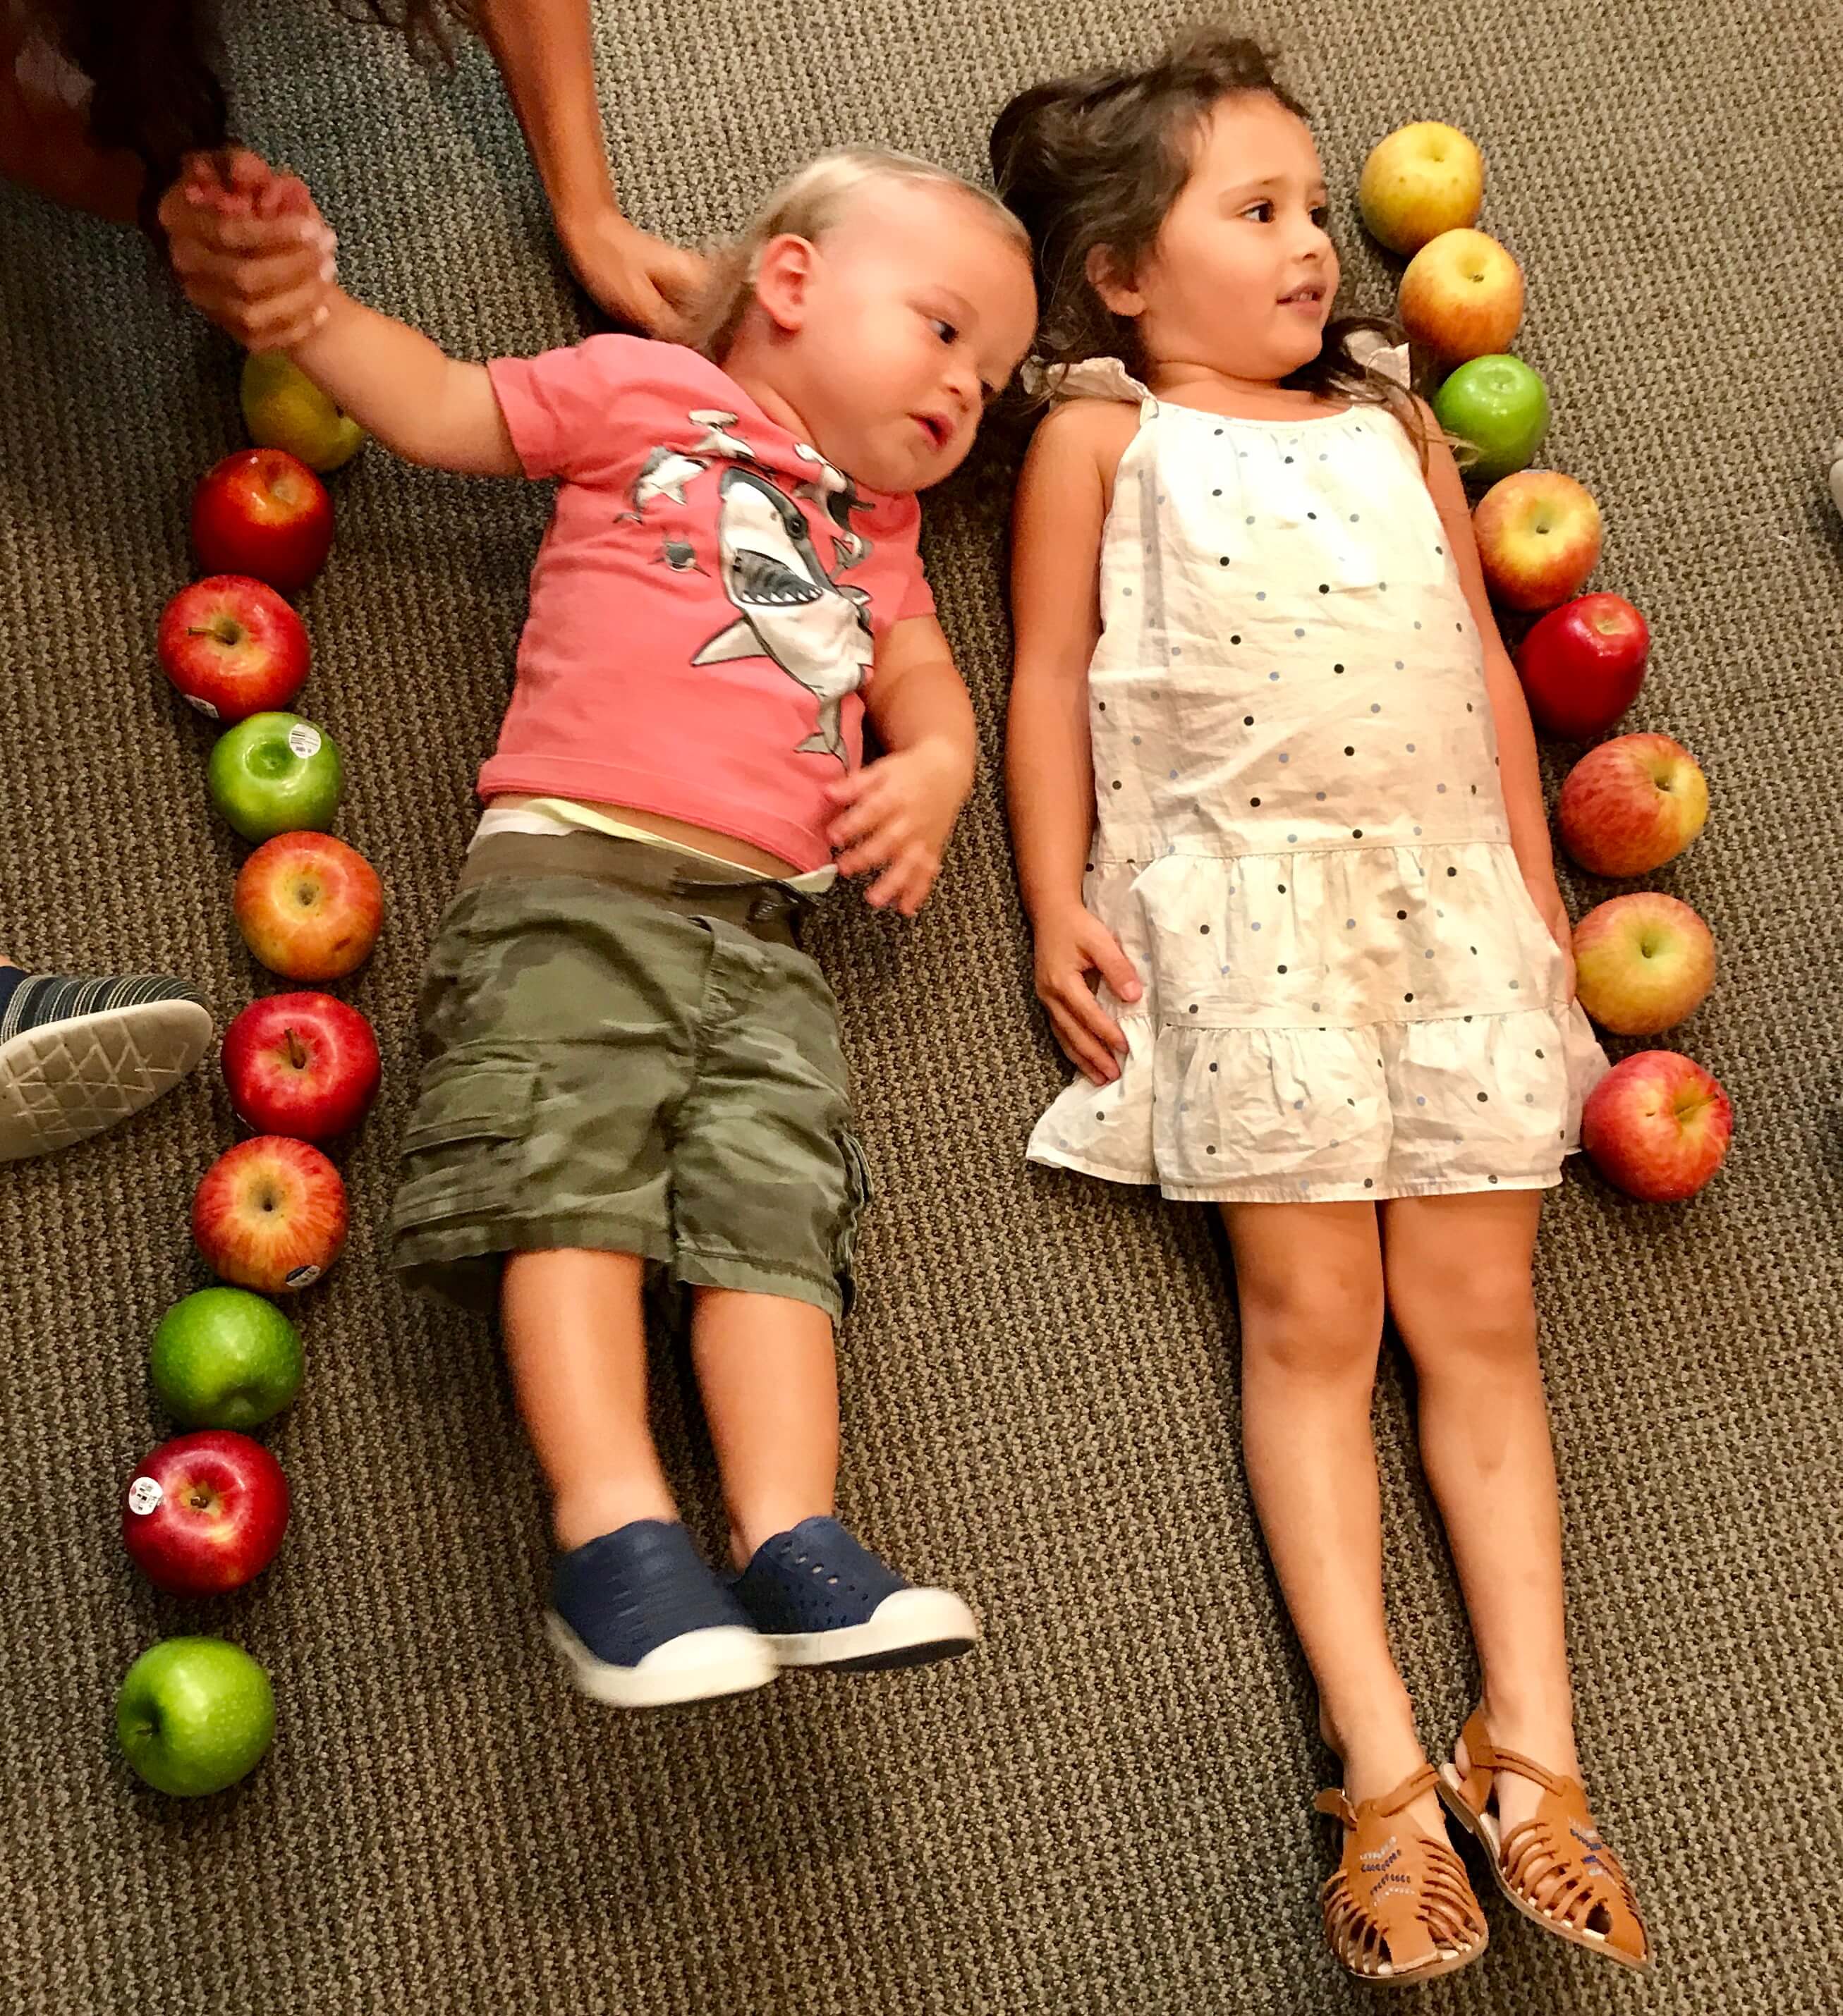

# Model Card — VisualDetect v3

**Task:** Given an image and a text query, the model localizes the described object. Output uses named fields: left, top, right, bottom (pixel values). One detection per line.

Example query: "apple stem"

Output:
left=284, top=1027, right=308, bottom=1071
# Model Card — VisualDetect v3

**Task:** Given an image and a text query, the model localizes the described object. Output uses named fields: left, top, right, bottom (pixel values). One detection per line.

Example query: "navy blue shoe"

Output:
left=731, top=1517, right=980, bottom=1672
left=547, top=1520, right=776, bottom=1708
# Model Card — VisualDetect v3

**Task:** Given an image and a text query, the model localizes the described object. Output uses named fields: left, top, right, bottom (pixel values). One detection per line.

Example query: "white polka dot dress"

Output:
left=1027, top=359, right=1608, bottom=1204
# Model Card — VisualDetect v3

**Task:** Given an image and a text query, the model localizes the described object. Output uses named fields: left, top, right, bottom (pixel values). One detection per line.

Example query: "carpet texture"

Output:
left=3, top=1, right=1842, bottom=2010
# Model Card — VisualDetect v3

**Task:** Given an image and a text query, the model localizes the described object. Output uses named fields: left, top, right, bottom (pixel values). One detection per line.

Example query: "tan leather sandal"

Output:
left=1437, top=1706, right=1651, bottom=1971
left=1315, top=1763, right=1489, bottom=1986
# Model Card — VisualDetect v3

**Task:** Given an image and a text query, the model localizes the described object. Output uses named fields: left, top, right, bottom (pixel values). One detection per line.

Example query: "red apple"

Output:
left=1573, top=893, right=1715, bottom=1035
left=193, top=1135, right=348, bottom=1293
left=1473, top=471, right=1603, bottom=612
left=221, top=992, right=381, bottom=1140
left=157, top=575, right=310, bottom=724
left=1581, top=1050, right=1732, bottom=1202
left=233, top=832, right=384, bottom=982
left=1397, top=228, right=1524, bottom=367
left=1558, top=733, right=1708, bottom=877
left=121, top=1430, right=290, bottom=1596
left=191, top=448, right=333, bottom=594
left=1517, top=592, right=1650, bottom=740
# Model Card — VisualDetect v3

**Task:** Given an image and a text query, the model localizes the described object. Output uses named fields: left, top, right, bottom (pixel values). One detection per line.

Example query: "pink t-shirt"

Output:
left=481, top=338, right=936, bottom=872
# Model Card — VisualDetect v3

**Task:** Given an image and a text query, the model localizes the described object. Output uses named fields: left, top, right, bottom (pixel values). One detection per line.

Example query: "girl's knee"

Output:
left=1238, top=1270, right=1384, bottom=1378
left=1390, top=1254, right=1537, bottom=1369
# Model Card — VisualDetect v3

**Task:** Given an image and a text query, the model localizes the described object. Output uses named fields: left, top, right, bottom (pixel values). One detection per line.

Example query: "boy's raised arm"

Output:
left=288, top=291, right=521, bottom=479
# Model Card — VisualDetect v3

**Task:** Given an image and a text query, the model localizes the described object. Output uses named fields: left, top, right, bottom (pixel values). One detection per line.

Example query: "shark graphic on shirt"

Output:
left=691, top=467, right=872, bottom=764
left=687, top=409, right=756, bottom=461
left=792, top=440, right=873, bottom=568
left=622, top=446, right=707, bottom=520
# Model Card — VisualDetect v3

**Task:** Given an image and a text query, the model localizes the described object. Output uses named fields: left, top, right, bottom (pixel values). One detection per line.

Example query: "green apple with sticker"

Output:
left=207, top=711, right=343, bottom=842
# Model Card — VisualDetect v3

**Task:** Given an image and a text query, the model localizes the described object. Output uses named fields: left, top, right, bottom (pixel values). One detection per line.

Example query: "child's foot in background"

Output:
left=0, top=965, right=211, bottom=1162
left=731, top=1516, right=979, bottom=1671
left=1827, top=439, right=1843, bottom=518
left=547, top=1518, right=776, bottom=1708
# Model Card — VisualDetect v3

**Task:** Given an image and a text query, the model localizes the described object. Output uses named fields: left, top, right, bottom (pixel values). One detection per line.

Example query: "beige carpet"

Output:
left=3, top=0, right=1841, bottom=2008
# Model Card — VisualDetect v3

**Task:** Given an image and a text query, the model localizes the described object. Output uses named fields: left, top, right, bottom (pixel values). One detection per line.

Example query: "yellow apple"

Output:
left=1397, top=229, right=1525, bottom=367
left=240, top=352, right=364, bottom=473
left=1358, top=122, right=1485, bottom=256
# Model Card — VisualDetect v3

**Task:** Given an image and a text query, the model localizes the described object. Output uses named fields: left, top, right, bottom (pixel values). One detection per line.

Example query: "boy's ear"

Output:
left=753, top=233, right=818, bottom=333
left=1085, top=243, right=1145, bottom=319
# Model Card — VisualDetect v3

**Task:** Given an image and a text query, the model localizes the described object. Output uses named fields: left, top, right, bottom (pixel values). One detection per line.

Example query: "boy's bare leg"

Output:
left=691, top=1286, right=839, bottom=1568
left=501, top=1248, right=678, bottom=1550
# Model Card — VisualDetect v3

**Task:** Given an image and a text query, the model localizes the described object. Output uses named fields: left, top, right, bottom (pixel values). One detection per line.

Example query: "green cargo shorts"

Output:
left=389, top=831, right=870, bottom=1321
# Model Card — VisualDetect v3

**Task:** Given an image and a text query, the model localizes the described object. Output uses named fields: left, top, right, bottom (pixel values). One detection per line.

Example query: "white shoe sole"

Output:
left=545, top=1613, right=777, bottom=1709
left=758, top=1586, right=980, bottom=1671
left=0, top=998, right=213, bottom=1163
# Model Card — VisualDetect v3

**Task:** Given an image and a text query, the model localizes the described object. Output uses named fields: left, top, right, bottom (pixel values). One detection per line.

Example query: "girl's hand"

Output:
left=1032, top=900, right=1142, bottom=1085
left=559, top=207, right=710, bottom=339
left=159, top=149, right=338, bottom=351
left=1525, top=872, right=1579, bottom=1001
left=824, top=738, right=971, bottom=916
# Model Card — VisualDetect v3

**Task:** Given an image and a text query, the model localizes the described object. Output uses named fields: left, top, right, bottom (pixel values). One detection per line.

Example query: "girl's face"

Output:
left=1099, top=93, right=1339, bottom=385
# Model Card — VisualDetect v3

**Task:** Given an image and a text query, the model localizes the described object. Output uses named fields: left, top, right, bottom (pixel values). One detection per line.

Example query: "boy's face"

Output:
left=770, top=182, right=1037, bottom=492
left=1118, top=92, right=1339, bottom=385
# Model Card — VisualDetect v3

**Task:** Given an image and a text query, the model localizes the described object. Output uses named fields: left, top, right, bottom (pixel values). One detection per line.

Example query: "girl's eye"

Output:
left=1243, top=200, right=1275, bottom=224
left=930, top=317, right=959, bottom=344
left=1310, top=205, right=1330, bottom=229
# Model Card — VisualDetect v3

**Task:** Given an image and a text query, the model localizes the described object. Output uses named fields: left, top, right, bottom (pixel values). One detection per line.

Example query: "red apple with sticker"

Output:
left=1516, top=592, right=1650, bottom=740
left=121, top=1430, right=291, bottom=1596
left=191, top=448, right=333, bottom=594
left=1397, top=228, right=1524, bottom=367
left=1573, top=893, right=1715, bottom=1035
left=233, top=832, right=383, bottom=982
left=193, top=1135, right=348, bottom=1293
left=157, top=576, right=310, bottom=724
left=1473, top=470, right=1602, bottom=612
left=221, top=992, right=380, bottom=1140
left=1581, top=1049, right=1732, bottom=1201
left=1557, top=733, right=1708, bottom=877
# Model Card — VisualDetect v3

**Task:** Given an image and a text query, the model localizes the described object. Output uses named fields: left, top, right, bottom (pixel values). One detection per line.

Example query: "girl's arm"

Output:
left=826, top=616, right=975, bottom=917
left=476, top=0, right=707, bottom=336
left=1009, top=399, right=1143, bottom=1083
left=1421, top=415, right=1575, bottom=972
left=286, top=289, right=519, bottom=477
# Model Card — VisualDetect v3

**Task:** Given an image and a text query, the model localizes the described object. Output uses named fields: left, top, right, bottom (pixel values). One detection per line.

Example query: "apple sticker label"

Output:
left=186, top=695, right=220, bottom=719
left=127, top=1477, right=164, bottom=1516
left=285, top=1264, right=322, bottom=1288
left=286, top=723, right=322, bottom=759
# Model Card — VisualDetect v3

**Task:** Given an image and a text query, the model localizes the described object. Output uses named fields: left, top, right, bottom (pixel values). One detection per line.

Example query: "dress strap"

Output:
left=1023, top=354, right=1157, bottom=414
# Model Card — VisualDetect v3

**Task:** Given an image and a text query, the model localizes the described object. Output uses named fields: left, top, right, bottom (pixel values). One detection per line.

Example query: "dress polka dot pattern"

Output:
left=1027, top=358, right=1607, bottom=1204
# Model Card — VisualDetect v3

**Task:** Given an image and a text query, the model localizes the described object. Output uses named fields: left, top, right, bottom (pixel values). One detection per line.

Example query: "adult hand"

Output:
left=559, top=205, right=710, bottom=339
left=1030, top=900, right=1142, bottom=1086
left=158, top=149, right=337, bottom=351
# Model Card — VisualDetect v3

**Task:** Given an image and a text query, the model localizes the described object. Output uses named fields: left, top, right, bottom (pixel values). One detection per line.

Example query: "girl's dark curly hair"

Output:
left=25, top=0, right=478, bottom=227
left=990, top=26, right=1421, bottom=451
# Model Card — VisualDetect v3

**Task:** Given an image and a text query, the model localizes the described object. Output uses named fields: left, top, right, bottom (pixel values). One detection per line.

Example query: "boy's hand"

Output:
left=1031, top=899, right=1141, bottom=1085
left=824, top=738, right=971, bottom=917
left=159, top=148, right=339, bottom=351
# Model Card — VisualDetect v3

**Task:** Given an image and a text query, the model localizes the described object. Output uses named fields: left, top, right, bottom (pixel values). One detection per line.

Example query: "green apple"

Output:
left=1433, top=354, right=1550, bottom=484
left=241, top=352, right=364, bottom=473
left=116, top=1637, right=275, bottom=1797
left=151, top=1287, right=303, bottom=1429
left=207, top=711, right=343, bottom=842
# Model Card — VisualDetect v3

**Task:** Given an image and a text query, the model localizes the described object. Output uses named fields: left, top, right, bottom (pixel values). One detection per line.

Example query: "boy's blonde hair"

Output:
left=684, top=147, right=1030, bottom=363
